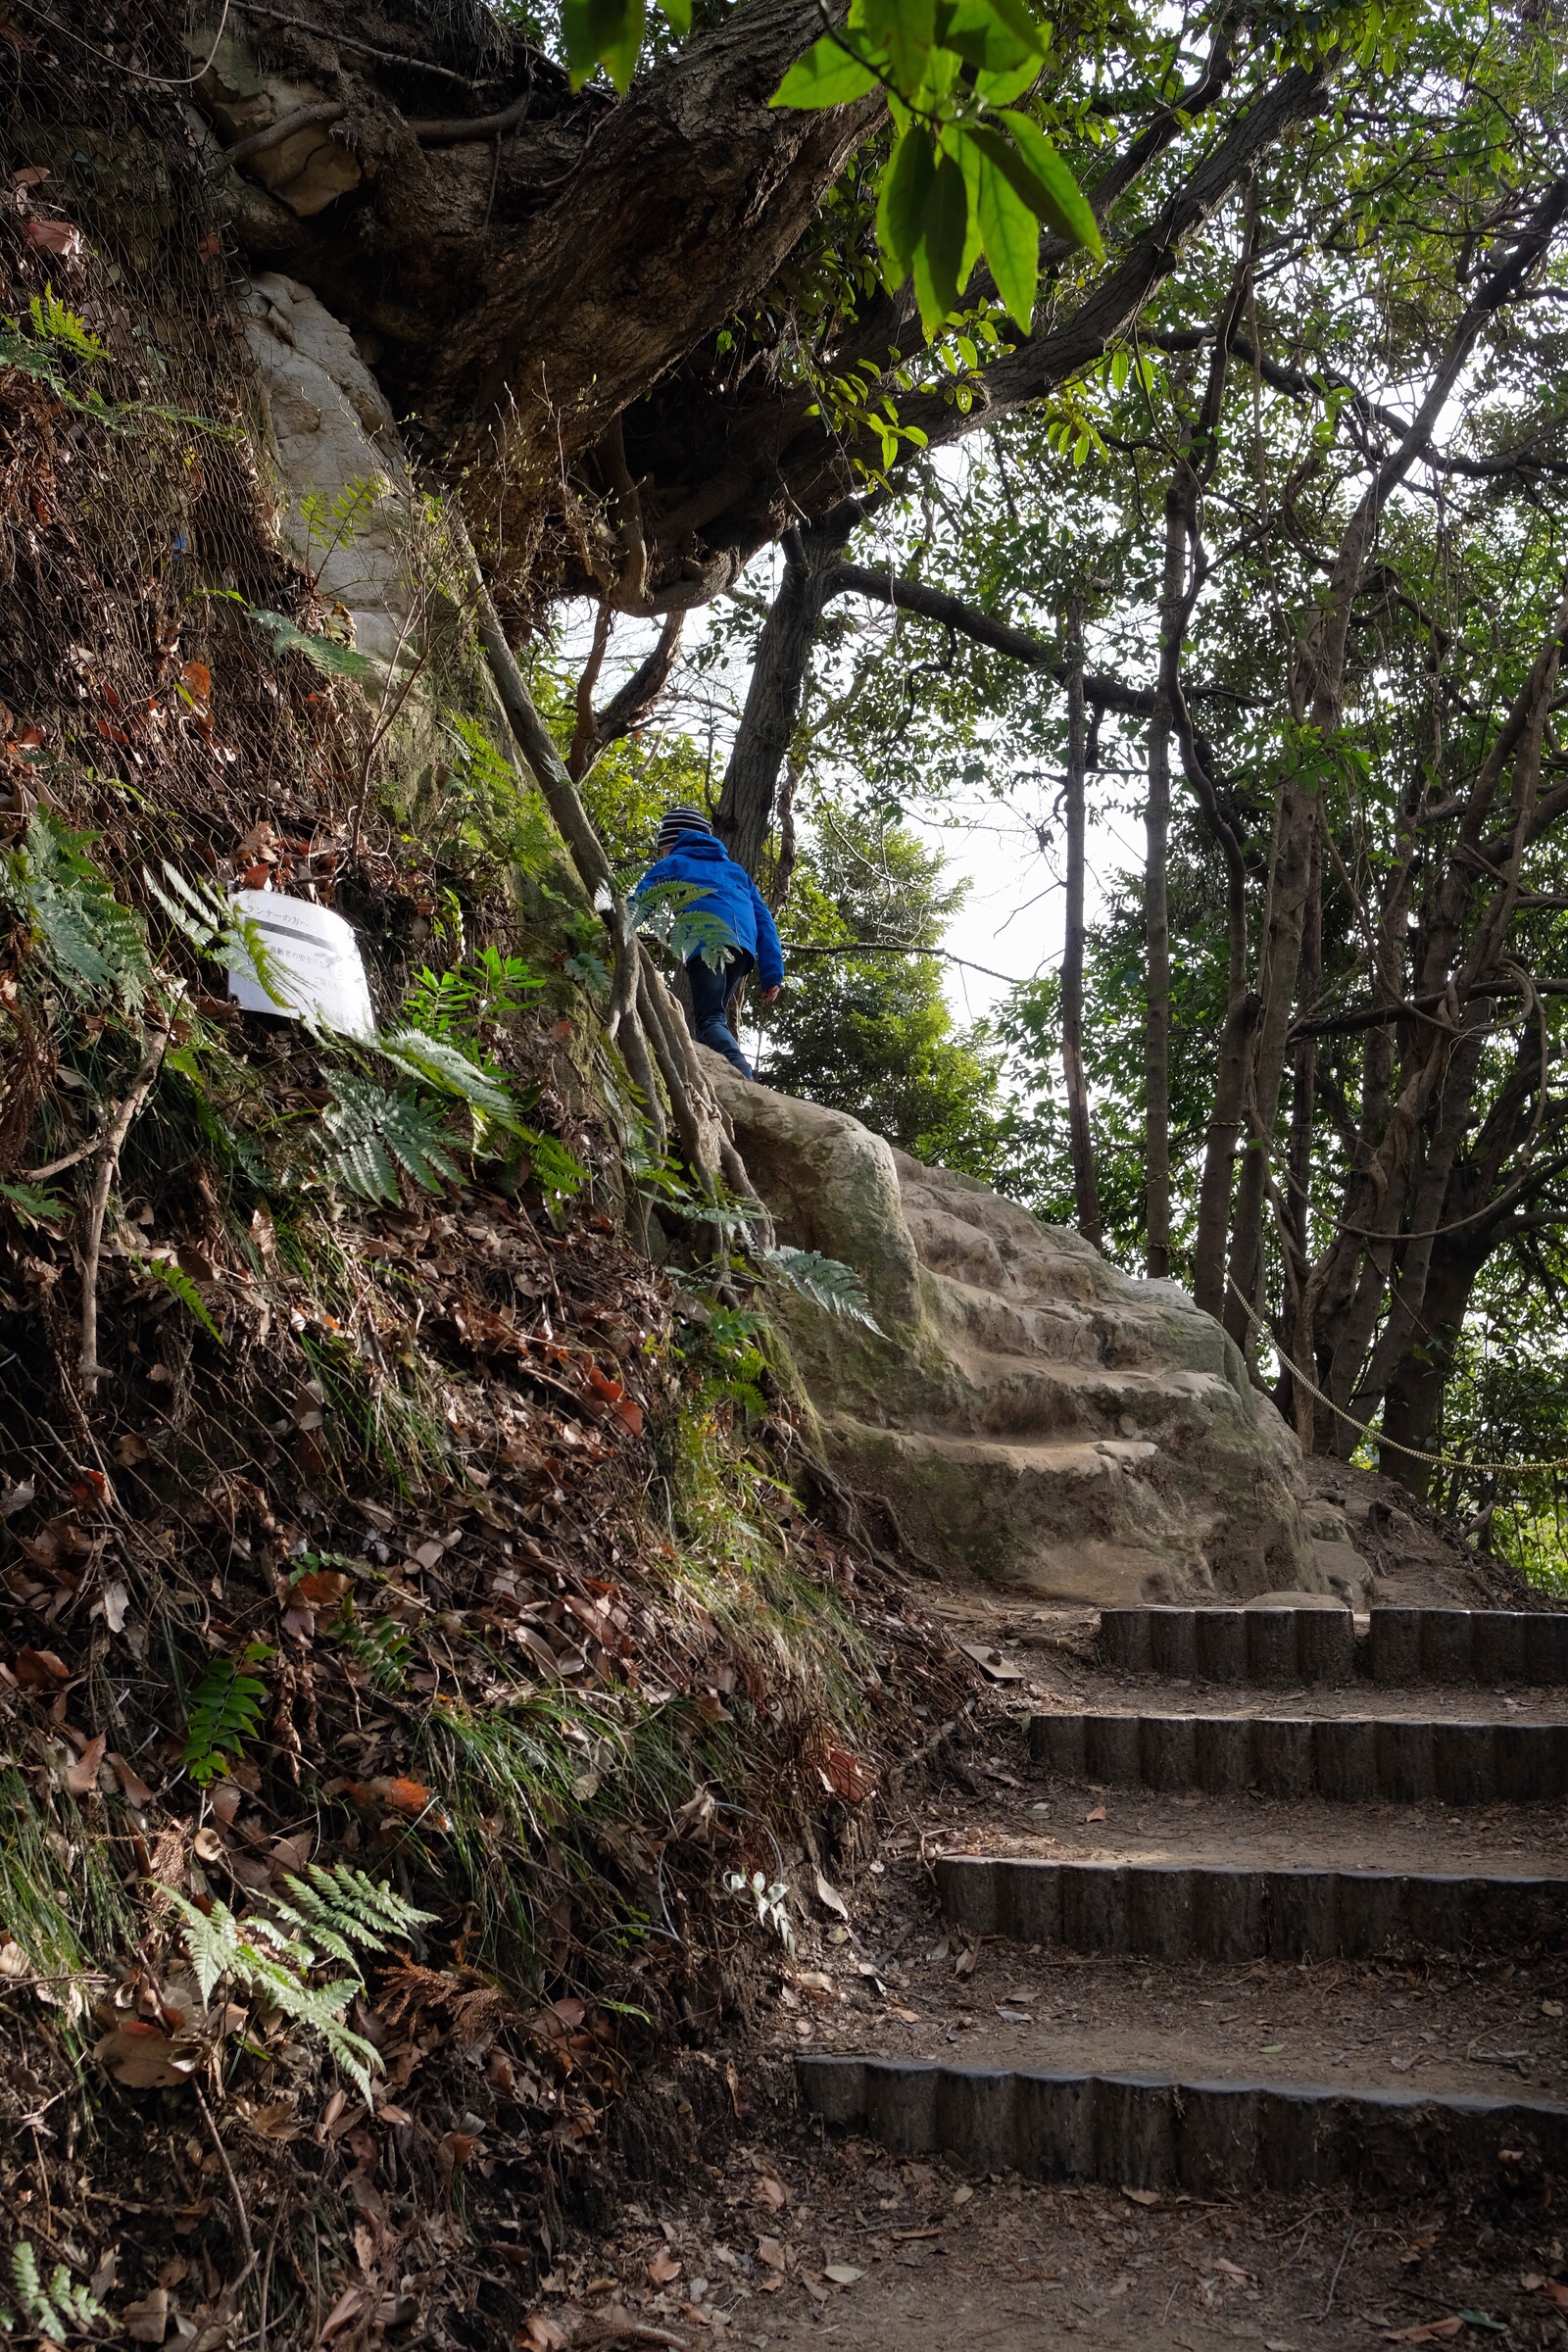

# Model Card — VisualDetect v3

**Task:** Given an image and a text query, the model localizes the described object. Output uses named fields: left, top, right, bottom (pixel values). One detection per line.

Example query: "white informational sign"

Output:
left=226, top=890, right=376, bottom=1037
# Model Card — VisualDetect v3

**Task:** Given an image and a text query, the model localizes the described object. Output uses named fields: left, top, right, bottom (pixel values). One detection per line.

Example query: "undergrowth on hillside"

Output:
left=0, top=83, right=964, bottom=2352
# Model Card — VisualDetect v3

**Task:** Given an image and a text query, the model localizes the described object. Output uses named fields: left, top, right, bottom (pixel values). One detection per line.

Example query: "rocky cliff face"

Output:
left=711, top=1067, right=1320, bottom=1604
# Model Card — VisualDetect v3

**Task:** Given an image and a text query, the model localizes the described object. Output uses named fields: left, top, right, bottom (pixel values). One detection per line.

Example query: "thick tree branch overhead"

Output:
left=203, top=0, right=1349, bottom=616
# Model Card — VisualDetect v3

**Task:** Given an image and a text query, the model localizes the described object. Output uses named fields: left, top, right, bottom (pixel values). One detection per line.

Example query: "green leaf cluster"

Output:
left=131, top=1252, right=224, bottom=1343
left=772, top=0, right=1102, bottom=333
left=562, top=0, right=690, bottom=90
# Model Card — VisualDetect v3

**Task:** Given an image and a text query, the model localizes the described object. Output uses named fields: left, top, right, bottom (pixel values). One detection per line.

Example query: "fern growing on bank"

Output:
left=182, top=1643, right=272, bottom=1785
left=3, top=808, right=151, bottom=1006
left=760, top=1246, right=883, bottom=1332
left=1, top=2240, right=108, bottom=2340
left=320, top=1070, right=461, bottom=1201
left=168, top=1864, right=431, bottom=2098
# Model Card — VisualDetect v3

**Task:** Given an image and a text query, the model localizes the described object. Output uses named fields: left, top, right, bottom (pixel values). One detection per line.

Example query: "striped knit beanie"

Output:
left=656, top=805, right=714, bottom=853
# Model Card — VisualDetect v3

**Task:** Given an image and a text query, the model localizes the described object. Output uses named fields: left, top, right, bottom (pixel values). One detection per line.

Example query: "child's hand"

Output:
left=761, top=985, right=781, bottom=1004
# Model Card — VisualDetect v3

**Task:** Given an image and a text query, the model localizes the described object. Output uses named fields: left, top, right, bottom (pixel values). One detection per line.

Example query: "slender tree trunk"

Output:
left=1144, top=489, right=1184, bottom=1280
left=1223, top=174, right=1568, bottom=1347
left=714, top=508, right=858, bottom=873
left=1379, top=1244, right=1485, bottom=1498
left=1062, top=601, right=1102, bottom=1250
left=1281, top=813, right=1321, bottom=1446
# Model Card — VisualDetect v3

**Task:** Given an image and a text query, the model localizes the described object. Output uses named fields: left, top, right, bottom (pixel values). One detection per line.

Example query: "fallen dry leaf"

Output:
left=954, top=1942, right=979, bottom=1979
left=65, top=1732, right=106, bottom=1797
left=1122, top=2186, right=1160, bottom=2207
left=26, top=216, right=85, bottom=262
left=122, top=2288, right=170, bottom=2344
left=293, top=1569, right=351, bottom=1607
left=821, top=1744, right=874, bottom=1803
left=0, top=1941, right=30, bottom=1980
left=320, top=2287, right=366, bottom=2340
left=247, top=2102, right=302, bottom=2141
left=1214, top=2257, right=1250, bottom=2282
left=521, top=2316, right=568, bottom=2352
left=813, top=1869, right=849, bottom=1920
left=823, top=2263, right=864, bottom=2286
left=344, top=1775, right=437, bottom=1821
left=94, top=2021, right=196, bottom=2089
left=100, top=1579, right=130, bottom=1633
left=757, top=2236, right=786, bottom=2272
left=1085, top=1804, right=1107, bottom=1824
left=647, top=2251, right=681, bottom=2285
left=754, top=2174, right=788, bottom=2210
left=1383, top=2324, right=1465, bottom=2343
left=14, top=1647, right=70, bottom=1687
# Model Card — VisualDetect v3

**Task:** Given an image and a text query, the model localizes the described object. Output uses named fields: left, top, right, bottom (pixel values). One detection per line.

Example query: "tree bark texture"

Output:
left=715, top=512, right=859, bottom=873
left=196, top=0, right=1341, bottom=615
left=1061, top=608, right=1102, bottom=1250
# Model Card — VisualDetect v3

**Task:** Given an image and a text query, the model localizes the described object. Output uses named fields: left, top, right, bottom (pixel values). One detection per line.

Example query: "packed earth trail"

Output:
left=537, top=1590, right=1568, bottom=2352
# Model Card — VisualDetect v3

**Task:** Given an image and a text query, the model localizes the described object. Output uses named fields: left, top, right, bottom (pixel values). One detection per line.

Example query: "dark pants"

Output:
left=686, top=948, right=755, bottom=1077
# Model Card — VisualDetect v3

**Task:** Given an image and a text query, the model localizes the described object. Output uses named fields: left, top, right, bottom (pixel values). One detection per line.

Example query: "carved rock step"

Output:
left=935, top=1853, right=1568, bottom=1960
left=1098, top=1604, right=1568, bottom=1685
left=1031, top=1709, right=1568, bottom=1801
left=798, top=2055, right=1568, bottom=2194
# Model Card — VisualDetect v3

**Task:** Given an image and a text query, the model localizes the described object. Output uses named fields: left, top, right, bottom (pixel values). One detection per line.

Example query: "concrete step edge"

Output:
left=1030, top=1710, right=1568, bottom=1802
left=1099, top=1605, right=1568, bottom=1686
left=935, top=1853, right=1568, bottom=1958
left=797, top=2053, right=1568, bottom=2192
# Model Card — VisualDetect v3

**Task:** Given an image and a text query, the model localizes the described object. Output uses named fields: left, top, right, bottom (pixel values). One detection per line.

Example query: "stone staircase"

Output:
left=797, top=1603, right=1568, bottom=2198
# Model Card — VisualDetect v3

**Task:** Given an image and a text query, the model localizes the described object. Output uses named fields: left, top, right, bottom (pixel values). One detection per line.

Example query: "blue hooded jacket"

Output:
left=635, top=831, right=785, bottom=990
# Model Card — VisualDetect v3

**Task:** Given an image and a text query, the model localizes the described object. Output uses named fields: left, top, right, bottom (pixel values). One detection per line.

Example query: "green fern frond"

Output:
left=374, top=1027, right=516, bottom=1122
left=132, top=1253, right=223, bottom=1343
left=6, top=2237, right=103, bottom=2338
left=760, top=1246, right=883, bottom=1333
left=3, top=810, right=151, bottom=1006
left=0, top=1178, right=66, bottom=1226
left=28, top=285, right=108, bottom=362
left=245, top=605, right=382, bottom=681
left=517, top=1128, right=589, bottom=1199
left=182, top=1642, right=272, bottom=1786
left=144, top=862, right=290, bottom=1004
left=320, top=1072, right=461, bottom=1200
left=164, top=1889, right=382, bottom=2098
left=274, top=1862, right=433, bottom=1955
left=634, top=879, right=741, bottom=971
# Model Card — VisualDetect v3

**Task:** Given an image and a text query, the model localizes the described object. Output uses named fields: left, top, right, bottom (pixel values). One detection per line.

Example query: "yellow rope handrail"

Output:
left=1225, top=1278, right=1568, bottom=1480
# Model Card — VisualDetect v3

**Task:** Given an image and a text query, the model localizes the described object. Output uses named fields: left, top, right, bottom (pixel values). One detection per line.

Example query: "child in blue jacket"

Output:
left=634, top=805, right=783, bottom=1078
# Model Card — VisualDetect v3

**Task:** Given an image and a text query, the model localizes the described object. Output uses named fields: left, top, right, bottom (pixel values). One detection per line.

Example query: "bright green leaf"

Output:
left=563, top=0, right=646, bottom=90
left=771, top=31, right=882, bottom=108
left=1000, top=110, right=1103, bottom=256
left=862, top=0, right=933, bottom=93
left=973, top=144, right=1039, bottom=328
left=877, top=123, right=936, bottom=281
left=657, top=0, right=691, bottom=32
left=912, top=152, right=970, bottom=335
left=942, top=0, right=1039, bottom=71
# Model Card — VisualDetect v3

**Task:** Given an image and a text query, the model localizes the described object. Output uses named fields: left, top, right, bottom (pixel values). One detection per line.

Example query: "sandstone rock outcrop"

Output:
left=710, top=1066, right=1317, bottom=1604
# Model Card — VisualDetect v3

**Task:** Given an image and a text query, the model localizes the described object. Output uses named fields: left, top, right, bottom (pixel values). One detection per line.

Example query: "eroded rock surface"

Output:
left=240, top=271, right=416, bottom=663
left=710, top=1067, right=1315, bottom=1603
